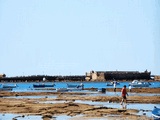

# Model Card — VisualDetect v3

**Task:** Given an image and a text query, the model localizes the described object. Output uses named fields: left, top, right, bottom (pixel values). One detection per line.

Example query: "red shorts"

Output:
left=122, top=96, right=126, bottom=99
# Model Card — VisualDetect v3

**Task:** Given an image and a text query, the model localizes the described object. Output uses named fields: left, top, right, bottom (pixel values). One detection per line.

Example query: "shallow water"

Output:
left=0, top=101, right=158, bottom=120
left=3, top=90, right=160, bottom=99
left=75, top=100, right=160, bottom=117
left=99, top=91, right=160, bottom=97
left=0, top=114, right=43, bottom=120
left=40, top=99, right=159, bottom=118
left=0, top=113, right=81, bottom=120
left=5, top=95, right=57, bottom=99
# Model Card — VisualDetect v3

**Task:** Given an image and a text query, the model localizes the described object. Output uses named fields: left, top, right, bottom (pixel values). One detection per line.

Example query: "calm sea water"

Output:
left=0, top=81, right=160, bottom=92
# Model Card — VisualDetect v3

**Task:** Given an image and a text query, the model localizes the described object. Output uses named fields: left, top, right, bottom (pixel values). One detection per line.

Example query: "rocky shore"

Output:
left=0, top=88, right=159, bottom=120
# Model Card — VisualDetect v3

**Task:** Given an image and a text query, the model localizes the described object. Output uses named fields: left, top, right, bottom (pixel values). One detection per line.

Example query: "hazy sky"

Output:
left=0, top=0, right=159, bottom=77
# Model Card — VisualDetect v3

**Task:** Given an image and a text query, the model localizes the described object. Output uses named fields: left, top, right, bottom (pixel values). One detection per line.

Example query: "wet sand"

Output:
left=0, top=88, right=159, bottom=120
left=0, top=97, right=153, bottom=120
left=1, top=88, right=160, bottom=96
left=106, top=88, right=160, bottom=93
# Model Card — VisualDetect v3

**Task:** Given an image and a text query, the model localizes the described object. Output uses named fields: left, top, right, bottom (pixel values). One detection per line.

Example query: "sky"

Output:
left=0, top=0, right=160, bottom=77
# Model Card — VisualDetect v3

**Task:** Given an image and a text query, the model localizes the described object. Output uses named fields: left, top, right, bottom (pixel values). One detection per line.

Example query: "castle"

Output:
left=85, top=70, right=151, bottom=81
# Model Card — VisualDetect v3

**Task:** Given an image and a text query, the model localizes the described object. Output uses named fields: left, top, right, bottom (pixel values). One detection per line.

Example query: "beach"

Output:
left=0, top=88, right=159, bottom=120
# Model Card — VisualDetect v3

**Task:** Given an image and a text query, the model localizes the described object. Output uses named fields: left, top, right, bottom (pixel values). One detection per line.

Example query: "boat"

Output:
left=152, top=106, right=160, bottom=120
left=56, top=88, right=68, bottom=92
left=33, top=83, right=55, bottom=88
left=67, top=83, right=84, bottom=91
left=106, top=82, right=113, bottom=86
left=67, top=83, right=84, bottom=89
left=56, top=87, right=83, bottom=92
left=106, top=81, right=120, bottom=86
left=56, top=83, right=84, bottom=92
left=0, top=88, right=13, bottom=91
left=129, top=80, right=151, bottom=87
left=67, top=87, right=83, bottom=91
left=2, top=84, right=17, bottom=88
left=67, top=84, right=79, bottom=88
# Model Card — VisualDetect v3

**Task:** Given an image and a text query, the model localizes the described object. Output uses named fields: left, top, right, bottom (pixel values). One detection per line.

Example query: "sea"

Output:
left=0, top=81, right=160, bottom=92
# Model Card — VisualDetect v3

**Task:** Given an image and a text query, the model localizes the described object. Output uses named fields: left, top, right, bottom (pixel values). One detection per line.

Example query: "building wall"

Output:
left=0, top=74, right=6, bottom=78
left=154, top=75, right=160, bottom=81
left=85, top=72, right=91, bottom=81
left=85, top=70, right=151, bottom=81
left=85, top=71, right=105, bottom=81
left=104, top=71, right=151, bottom=80
left=91, top=72, right=98, bottom=81
left=97, top=72, right=105, bottom=81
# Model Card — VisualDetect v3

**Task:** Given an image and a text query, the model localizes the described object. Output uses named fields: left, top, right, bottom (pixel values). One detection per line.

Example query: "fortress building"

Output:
left=0, top=74, right=6, bottom=78
left=85, top=70, right=151, bottom=81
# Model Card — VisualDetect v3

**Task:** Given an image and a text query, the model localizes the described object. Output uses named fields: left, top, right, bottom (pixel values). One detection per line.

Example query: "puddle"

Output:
left=0, top=101, right=157, bottom=119
left=40, top=99, right=159, bottom=118
left=79, top=100, right=159, bottom=117
left=127, top=92, right=160, bottom=97
left=13, top=89, right=57, bottom=92
left=40, top=100, right=67, bottom=104
left=4, top=95, right=57, bottom=99
left=95, top=91, right=160, bottom=97
left=0, top=114, right=42, bottom=120
left=0, top=113, right=110, bottom=120
left=0, top=113, right=75, bottom=120
left=67, top=115, right=110, bottom=120
left=55, top=115, right=72, bottom=120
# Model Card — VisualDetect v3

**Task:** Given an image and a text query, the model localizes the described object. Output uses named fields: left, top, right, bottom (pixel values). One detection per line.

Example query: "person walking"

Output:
left=120, top=85, right=128, bottom=108
left=113, top=82, right=116, bottom=92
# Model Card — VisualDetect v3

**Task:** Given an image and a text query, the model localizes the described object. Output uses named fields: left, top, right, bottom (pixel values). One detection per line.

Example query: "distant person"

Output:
left=113, top=82, right=116, bottom=92
left=80, top=83, right=84, bottom=90
left=120, top=85, right=128, bottom=107
left=43, top=77, right=46, bottom=82
left=129, top=85, right=132, bottom=92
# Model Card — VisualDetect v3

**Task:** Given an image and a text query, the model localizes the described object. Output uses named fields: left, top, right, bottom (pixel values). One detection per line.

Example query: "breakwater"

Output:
left=0, top=70, right=152, bottom=82
left=0, top=75, right=85, bottom=82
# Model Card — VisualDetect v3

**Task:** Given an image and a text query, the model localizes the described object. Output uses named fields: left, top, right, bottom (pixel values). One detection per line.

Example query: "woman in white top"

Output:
left=113, top=82, right=116, bottom=92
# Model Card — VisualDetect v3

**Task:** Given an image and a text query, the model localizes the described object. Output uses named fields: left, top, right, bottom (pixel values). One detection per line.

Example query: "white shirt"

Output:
left=113, top=83, right=116, bottom=88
